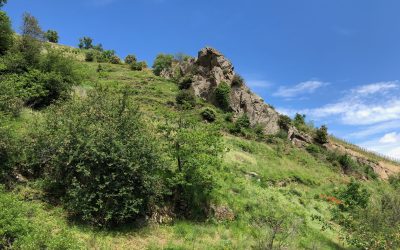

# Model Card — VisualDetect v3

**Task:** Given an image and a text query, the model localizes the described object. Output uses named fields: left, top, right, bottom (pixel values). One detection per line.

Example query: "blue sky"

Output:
left=4, top=0, right=400, bottom=159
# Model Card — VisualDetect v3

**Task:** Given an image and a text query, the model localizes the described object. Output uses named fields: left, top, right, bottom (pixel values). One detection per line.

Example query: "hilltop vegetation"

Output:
left=1, top=5, right=400, bottom=250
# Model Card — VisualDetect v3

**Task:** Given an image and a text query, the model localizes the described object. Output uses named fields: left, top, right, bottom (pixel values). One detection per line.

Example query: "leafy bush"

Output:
left=0, top=122, right=14, bottom=184
left=109, top=55, right=121, bottom=64
left=164, top=118, right=223, bottom=218
left=125, top=54, right=137, bottom=64
left=315, top=125, right=328, bottom=144
left=152, top=54, right=174, bottom=76
left=26, top=89, right=167, bottom=227
left=200, top=107, right=216, bottom=122
left=0, top=11, right=13, bottom=55
left=176, top=90, right=196, bottom=108
left=130, top=61, right=147, bottom=71
left=85, top=50, right=95, bottom=62
left=0, top=75, right=24, bottom=116
left=20, top=13, right=44, bottom=66
left=178, top=75, right=193, bottom=90
left=231, top=74, right=244, bottom=87
left=45, top=29, right=58, bottom=43
left=336, top=179, right=370, bottom=211
left=306, top=144, right=320, bottom=154
left=278, top=115, right=292, bottom=131
left=78, top=36, right=93, bottom=49
left=214, top=82, right=231, bottom=111
left=236, top=114, right=250, bottom=129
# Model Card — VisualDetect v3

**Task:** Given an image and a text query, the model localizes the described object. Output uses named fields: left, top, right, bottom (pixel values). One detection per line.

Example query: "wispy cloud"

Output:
left=352, top=81, right=398, bottom=95
left=273, top=80, right=329, bottom=98
left=247, top=79, right=272, bottom=89
left=379, top=132, right=400, bottom=144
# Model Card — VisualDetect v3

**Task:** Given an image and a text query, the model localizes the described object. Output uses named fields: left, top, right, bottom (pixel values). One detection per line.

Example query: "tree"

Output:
left=162, top=116, right=223, bottom=218
left=78, top=36, right=93, bottom=49
left=45, top=30, right=59, bottom=43
left=20, top=12, right=44, bottom=66
left=316, top=125, right=328, bottom=144
left=214, top=82, right=231, bottom=111
left=293, top=113, right=306, bottom=127
left=0, top=11, right=13, bottom=55
left=152, top=54, right=174, bottom=76
left=0, top=0, right=7, bottom=8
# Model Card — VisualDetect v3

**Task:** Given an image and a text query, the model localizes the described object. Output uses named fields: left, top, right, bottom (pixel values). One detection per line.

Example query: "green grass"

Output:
left=2, top=58, right=396, bottom=249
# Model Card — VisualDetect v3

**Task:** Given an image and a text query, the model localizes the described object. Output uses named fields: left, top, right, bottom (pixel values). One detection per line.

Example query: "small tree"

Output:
left=130, top=61, right=147, bottom=71
left=85, top=50, right=95, bottom=62
left=152, top=54, right=174, bottom=76
left=176, top=90, right=196, bottom=109
left=20, top=12, right=44, bottom=66
left=215, top=82, right=231, bottom=111
left=45, top=30, right=59, bottom=43
left=125, top=54, right=137, bottom=64
left=109, top=55, right=121, bottom=64
left=293, top=113, right=306, bottom=127
left=316, top=125, right=328, bottom=144
left=78, top=36, right=93, bottom=49
left=0, top=11, right=13, bottom=55
left=200, top=107, right=217, bottom=122
left=0, top=0, right=7, bottom=8
left=232, top=74, right=244, bottom=87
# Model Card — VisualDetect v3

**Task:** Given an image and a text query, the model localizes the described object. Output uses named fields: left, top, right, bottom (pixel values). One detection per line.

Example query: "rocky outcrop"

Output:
left=176, top=47, right=280, bottom=134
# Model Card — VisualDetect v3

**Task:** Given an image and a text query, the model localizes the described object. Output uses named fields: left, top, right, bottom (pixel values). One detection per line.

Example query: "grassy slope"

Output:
left=3, top=59, right=398, bottom=249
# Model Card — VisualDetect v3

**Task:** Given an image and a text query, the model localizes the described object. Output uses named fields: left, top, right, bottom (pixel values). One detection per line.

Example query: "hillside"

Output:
left=1, top=10, right=400, bottom=250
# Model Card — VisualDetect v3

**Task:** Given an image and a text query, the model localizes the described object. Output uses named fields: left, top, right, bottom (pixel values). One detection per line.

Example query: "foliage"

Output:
left=306, top=144, right=320, bottom=154
left=315, top=125, right=328, bottom=144
left=231, top=74, right=244, bottom=87
left=25, top=89, right=167, bottom=227
left=0, top=121, right=14, bottom=184
left=336, top=179, right=370, bottom=211
left=78, top=36, right=93, bottom=49
left=45, top=29, right=59, bottom=43
left=162, top=117, right=223, bottom=218
left=389, top=173, right=400, bottom=189
left=0, top=0, right=7, bottom=8
left=109, top=55, right=121, bottom=64
left=85, top=49, right=95, bottom=62
left=278, top=115, right=292, bottom=131
left=0, top=75, right=24, bottom=116
left=214, top=82, right=231, bottom=111
left=0, top=11, right=13, bottom=55
left=200, top=107, right=216, bottom=122
left=130, top=61, right=147, bottom=71
left=178, top=75, right=193, bottom=90
left=176, top=90, right=196, bottom=109
left=125, top=54, right=137, bottom=64
left=228, top=114, right=251, bottom=135
left=20, top=12, right=44, bottom=66
left=152, top=54, right=174, bottom=76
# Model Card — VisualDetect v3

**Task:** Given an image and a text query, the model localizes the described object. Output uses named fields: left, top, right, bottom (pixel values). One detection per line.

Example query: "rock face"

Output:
left=178, top=47, right=280, bottom=134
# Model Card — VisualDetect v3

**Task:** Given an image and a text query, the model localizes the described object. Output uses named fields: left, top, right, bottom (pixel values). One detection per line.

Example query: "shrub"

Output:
left=45, top=30, right=58, bottom=43
left=78, top=36, right=93, bottom=49
left=236, top=114, right=250, bottom=128
left=306, top=144, right=320, bottom=154
left=278, top=115, right=292, bottom=131
left=0, top=75, right=24, bottom=116
left=153, top=54, right=174, bottom=76
left=178, top=75, right=193, bottom=90
left=125, top=54, right=137, bottom=64
left=0, top=121, right=14, bottom=184
left=109, top=55, right=121, bottom=64
left=165, top=118, right=223, bottom=218
left=26, top=89, right=167, bottom=227
left=130, top=61, right=147, bottom=71
left=293, top=113, right=306, bottom=128
left=176, top=90, right=196, bottom=108
left=336, top=179, right=370, bottom=211
left=85, top=50, right=95, bottom=62
left=231, top=74, right=244, bottom=87
left=0, top=11, right=13, bottom=55
left=201, top=107, right=216, bottom=122
left=315, top=125, right=329, bottom=144
left=214, top=82, right=231, bottom=111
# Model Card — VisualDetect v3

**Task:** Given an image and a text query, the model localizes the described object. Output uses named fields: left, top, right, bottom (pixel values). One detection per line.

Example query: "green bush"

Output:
left=0, top=121, right=14, bottom=184
left=0, top=11, right=13, bottom=55
left=26, top=89, right=167, bottom=227
left=278, top=115, right=292, bottom=131
left=0, top=75, right=24, bottom=116
left=153, top=54, right=174, bottom=76
left=176, top=90, right=196, bottom=108
left=45, top=29, right=58, bottom=43
left=178, top=75, right=193, bottom=90
left=315, top=125, right=328, bottom=144
left=214, top=82, right=231, bottom=111
left=306, top=144, right=320, bottom=154
left=336, top=179, right=370, bottom=211
left=125, top=54, right=137, bottom=64
left=130, top=61, right=147, bottom=71
left=231, top=74, right=244, bottom=87
left=20, top=13, right=44, bottom=67
left=109, top=55, right=121, bottom=64
left=200, top=107, right=216, bottom=122
left=78, top=36, right=93, bottom=49
left=85, top=50, right=95, bottom=62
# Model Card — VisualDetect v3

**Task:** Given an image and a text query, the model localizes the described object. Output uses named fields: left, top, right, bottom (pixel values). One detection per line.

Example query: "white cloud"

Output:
left=349, top=120, right=400, bottom=138
left=379, top=132, right=400, bottom=144
left=273, top=80, right=329, bottom=98
left=352, top=81, right=398, bottom=95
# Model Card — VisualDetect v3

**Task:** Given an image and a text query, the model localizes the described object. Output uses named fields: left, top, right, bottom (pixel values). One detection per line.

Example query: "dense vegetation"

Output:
left=1, top=4, right=399, bottom=249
